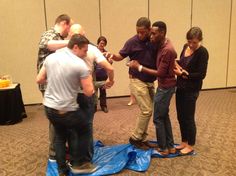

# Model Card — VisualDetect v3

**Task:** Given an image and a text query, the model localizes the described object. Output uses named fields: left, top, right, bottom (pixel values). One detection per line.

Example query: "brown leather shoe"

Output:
left=157, top=149, right=169, bottom=156
left=168, top=148, right=176, bottom=154
left=129, top=138, right=149, bottom=150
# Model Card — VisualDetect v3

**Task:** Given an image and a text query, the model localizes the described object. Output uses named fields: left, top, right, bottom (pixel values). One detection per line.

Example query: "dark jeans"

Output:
left=98, top=87, right=107, bottom=107
left=41, top=90, right=56, bottom=159
left=153, top=87, right=175, bottom=150
left=77, top=93, right=95, bottom=159
left=45, top=105, right=93, bottom=174
left=176, top=89, right=199, bottom=146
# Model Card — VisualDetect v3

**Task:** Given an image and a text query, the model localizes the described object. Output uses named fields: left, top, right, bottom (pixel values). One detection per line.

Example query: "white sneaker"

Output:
left=48, top=158, right=56, bottom=162
left=48, top=156, right=56, bottom=162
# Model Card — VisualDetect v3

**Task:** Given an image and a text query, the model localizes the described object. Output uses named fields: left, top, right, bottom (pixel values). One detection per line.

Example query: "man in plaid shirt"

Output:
left=37, top=14, right=72, bottom=94
left=37, top=14, right=72, bottom=161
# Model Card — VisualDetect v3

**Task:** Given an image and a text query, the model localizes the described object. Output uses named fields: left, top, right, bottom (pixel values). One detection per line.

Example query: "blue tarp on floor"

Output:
left=46, top=141, right=195, bottom=176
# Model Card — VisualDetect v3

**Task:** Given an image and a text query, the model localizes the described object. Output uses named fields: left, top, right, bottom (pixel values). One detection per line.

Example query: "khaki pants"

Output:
left=130, top=78, right=154, bottom=141
left=94, top=81, right=106, bottom=106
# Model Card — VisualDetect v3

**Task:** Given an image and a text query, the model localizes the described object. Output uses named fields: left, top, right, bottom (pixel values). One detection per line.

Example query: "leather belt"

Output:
left=57, top=110, right=67, bottom=115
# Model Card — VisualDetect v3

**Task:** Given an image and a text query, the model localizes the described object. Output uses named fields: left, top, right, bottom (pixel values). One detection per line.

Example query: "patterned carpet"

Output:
left=0, top=88, right=236, bottom=176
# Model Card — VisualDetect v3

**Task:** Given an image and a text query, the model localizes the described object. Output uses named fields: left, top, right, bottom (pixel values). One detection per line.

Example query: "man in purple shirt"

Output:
left=129, top=21, right=177, bottom=155
left=111, top=17, right=156, bottom=150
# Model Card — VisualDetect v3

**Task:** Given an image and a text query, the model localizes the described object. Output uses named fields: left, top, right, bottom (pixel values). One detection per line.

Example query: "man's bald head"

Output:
left=69, top=24, right=85, bottom=38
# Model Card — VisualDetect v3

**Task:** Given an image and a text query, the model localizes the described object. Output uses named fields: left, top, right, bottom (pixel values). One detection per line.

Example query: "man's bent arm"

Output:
left=47, top=40, right=69, bottom=51
left=98, top=60, right=114, bottom=88
left=81, top=75, right=94, bottom=97
left=111, top=53, right=124, bottom=61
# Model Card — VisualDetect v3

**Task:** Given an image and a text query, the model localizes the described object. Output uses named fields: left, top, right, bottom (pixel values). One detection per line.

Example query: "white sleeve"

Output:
left=89, top=44, right=106, bottom=63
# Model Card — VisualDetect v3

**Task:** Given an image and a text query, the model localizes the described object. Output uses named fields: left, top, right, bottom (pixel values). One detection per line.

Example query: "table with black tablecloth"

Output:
left=0, top=83, right=27, bottom=125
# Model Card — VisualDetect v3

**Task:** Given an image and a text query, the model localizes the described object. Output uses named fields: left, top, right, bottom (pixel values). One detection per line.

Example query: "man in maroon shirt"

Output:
left=129, top=21, right=177, bottom=156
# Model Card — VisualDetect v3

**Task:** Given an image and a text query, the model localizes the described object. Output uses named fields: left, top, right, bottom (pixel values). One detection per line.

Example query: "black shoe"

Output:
left=129, top=137, right=149, bottom=150
left=101, top=106, right=108, bottom=113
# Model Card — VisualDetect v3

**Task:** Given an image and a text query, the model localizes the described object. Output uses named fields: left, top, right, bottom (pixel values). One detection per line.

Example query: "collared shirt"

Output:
left=37, top=28, right=64, bottom=91
left=119, top=35, right=157, bottom=83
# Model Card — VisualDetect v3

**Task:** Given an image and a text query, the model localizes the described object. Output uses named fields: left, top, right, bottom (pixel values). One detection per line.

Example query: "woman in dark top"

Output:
left=174, top=27, right=209, bottom=155
left=95, top=36, right=112, bottom=113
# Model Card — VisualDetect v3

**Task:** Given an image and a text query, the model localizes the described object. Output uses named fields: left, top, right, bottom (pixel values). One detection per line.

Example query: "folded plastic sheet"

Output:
left=46, top=141, right=195, bottom=176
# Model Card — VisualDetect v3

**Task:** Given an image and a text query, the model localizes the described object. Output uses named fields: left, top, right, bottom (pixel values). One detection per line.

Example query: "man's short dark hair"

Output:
left=97, top=36, right=107, bottom=45
left=186, top=27, right=203, bottom=41
left=152, top=21, right=167, bottom=35
left=55, top=14, right=71, bottom=25
left=136, top=17, right=151, bottom=29
left=68, top=34, right=89, bottom=49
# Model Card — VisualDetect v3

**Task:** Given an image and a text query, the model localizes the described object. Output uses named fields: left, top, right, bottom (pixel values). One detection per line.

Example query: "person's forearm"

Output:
left=175, top=60, right=182, bottom=69
left=141, top=66, right=158, bottom=76
left=112, top=54, right=124, bottom=61
left=107, top=69, right=114, bottom=82
left=98, top=60, right=114, bottom=82
left=47, top=40, right=69, bottom=51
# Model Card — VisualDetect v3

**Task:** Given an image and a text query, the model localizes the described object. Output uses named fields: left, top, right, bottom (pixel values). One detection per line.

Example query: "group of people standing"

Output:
left=36, top=14, right=208, bottom=176
left=124, top=18, right=209, bottom=157
left=37, top=14, right=114, bottom=176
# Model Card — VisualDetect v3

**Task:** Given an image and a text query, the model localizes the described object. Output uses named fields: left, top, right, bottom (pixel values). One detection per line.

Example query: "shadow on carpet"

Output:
left=46, top=141, right=195, bottom=176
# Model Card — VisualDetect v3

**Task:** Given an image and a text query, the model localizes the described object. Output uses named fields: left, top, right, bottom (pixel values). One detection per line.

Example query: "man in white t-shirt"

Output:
left=37, top=34, right=97, bottom=175
left=68, top=24, right=115, bottom=163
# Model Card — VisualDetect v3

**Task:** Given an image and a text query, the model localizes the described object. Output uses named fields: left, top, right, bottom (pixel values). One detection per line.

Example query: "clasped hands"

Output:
left=128, top=60, right=140, bottom=69
left=173, top=66, right=189, bottom=79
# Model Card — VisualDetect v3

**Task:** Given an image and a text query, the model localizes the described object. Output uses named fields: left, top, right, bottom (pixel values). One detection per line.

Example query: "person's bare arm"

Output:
left=104, top=52, right=124, bottom=61
left=129, top=60, right=158, bottom=76
left=80, top=75, right=94, bottom=97
left=98, top=60, right=114, bottom=89
left=174, top=60, right=189, bottom=78
left=36, top=66, right=47, bottom=84
left=47, top=40, right=69, bottom=51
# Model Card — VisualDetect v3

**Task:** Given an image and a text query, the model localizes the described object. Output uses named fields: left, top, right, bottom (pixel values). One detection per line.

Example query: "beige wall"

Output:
left=0, top=0, right=45, bottom=104
left=192, top=0, right=232, bottom=89
left=100, top=0, right=148, bottom=96
left=149, top=0, right=192, bottom=55
left=45, top=0, right=100, bottom=43
left=227, top=0, right=236, bottom=87
left=0, top=0, right=235, bottom=104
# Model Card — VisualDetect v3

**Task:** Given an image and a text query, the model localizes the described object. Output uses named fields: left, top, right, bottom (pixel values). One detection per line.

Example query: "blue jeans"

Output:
left=45, top=105, right=93, bottom=174
left=153, top=87, right=175, bottom=150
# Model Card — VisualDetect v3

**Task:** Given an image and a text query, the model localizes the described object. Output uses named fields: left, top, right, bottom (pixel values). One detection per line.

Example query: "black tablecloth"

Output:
left=0, top=84, right=27, bottom=125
